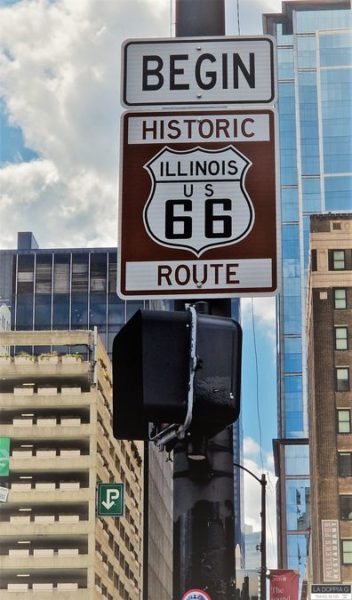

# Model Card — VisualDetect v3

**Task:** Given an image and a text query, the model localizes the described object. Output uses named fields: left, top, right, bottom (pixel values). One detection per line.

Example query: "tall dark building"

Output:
left=307, top=213, right=352, bottom=586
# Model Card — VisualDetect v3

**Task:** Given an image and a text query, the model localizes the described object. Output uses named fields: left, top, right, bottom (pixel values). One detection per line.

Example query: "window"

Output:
left=335, top=289, right=347, bottom=309
left=342, top=540, right=352, bottom=565
left=286, top=479, right=310, bottom=531
left=338, top=453, right=352, bottom=477
left=337, top=410, right=351, bottom=433
left=331, top=250, right=345, bottom=270
left=35, top=255, right=52, bottom=294
left=336, top=367, right=350, bottom=392
left=311, top=249, right=317, bottom=271
left=340, top=496, right=352, bottom=520
left=335, top=327, right=348, bottom=350
left=285, top=444, right=309, bottom=475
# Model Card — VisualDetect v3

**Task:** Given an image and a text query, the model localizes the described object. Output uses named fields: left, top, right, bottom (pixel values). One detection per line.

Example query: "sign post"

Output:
left=118, top=3, right=277, bottom=598
left=96, top=483, right=124, bottom=517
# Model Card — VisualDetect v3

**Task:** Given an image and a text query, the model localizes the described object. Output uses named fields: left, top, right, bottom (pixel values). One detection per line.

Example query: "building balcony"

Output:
left=0, top=553, right=89, bottom=570
left=9, top=455, right=91, bottom=472
left=0, top=424, right=92, bottom=439
left=0, top=590, right=89, bottom=599
left=0, top=390, right=94, bottom=408
left=0, top=355, right=92, bottom=388
left=6, top=488, right=91, bottom=504
left=0, top=521, right=91, bottom=537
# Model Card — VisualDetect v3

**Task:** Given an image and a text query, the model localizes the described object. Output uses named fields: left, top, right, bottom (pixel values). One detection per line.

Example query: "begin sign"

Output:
left=122, top=36, right=275, bottom=106
left=118, top=109, right=279, bottom=299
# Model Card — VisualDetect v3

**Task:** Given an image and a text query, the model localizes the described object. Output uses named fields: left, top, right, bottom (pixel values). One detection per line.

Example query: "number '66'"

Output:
left=165, top=198, right=232, bottom=239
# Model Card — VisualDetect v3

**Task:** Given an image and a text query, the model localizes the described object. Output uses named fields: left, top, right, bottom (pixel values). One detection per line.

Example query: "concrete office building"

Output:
left=263, top=0, right=352, bottom=579
left=0, top=233, right=173, bottom=599
left=0, top=329, right=143, bottom=599
left=0, top=232, right=246, bottom=592
left=306, top=213, right=352, bottom=586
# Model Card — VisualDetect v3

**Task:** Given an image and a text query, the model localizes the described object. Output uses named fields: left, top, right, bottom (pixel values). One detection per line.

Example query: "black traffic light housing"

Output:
left=112, top=308, right=242, bottom=441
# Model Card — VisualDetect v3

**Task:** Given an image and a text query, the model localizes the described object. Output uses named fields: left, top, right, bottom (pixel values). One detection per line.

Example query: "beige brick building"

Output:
left=0, top=330, right=143, bottom=599
left=306, top=214, right=352, bottom=587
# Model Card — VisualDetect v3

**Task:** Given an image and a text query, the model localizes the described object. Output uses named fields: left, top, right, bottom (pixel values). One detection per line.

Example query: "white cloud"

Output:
left=0, top=0, right=171, bottom=249
left=242, top=436, right=277, bottom=569
left=226, top=0, right=282, bottom=35
left=0, top=0, right=284, bottom=250
left=241, top=296, right=276, bottom=328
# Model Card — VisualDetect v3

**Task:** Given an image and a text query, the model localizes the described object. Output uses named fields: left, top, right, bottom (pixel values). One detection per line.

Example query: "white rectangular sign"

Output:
left=322, top=520, right=341, bottom=582
left=125, top=259, right=272, bottom=293
left=122, top=36, right=275, bottom=107
left=311, top=586, right=351, bottom=600
left=0, top=486, right=9, bottom=503
left=127, top=112, right=270, bottom=144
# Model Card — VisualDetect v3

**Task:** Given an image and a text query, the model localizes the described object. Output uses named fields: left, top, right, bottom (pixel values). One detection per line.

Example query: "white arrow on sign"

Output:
left=101, top=489, right=120, bottom=510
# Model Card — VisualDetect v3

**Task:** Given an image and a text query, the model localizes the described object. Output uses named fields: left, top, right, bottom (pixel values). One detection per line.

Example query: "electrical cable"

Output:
left=236, top=0, right=241, bottom=35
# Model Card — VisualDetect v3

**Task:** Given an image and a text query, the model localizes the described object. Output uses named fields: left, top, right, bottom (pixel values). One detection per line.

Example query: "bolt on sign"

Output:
left=118, top=108, right=279, bottom=299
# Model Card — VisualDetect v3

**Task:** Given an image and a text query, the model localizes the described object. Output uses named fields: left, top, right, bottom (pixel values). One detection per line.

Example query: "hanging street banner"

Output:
left=270, top=570, right=299, bottom=600
left=122, top=36, right=275, bottom=107
left=118, top=108, right=279, bottom=299
left=0, top=437, right=10, bottom=477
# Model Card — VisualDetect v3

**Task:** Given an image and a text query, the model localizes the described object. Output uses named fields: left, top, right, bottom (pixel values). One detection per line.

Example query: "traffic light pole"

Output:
left=233, top=464, right=267, bottom=600
left=173, top=4, right=236, bottom=595
left=173, top=4, right=235, bottom=598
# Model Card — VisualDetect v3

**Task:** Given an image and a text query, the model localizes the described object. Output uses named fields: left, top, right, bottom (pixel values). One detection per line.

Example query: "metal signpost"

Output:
left=96, top=483, right=124, bottom=517
left=118, top=107, right=278, bottom=299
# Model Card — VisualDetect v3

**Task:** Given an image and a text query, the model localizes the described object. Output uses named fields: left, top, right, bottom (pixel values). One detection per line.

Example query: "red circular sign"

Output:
left=181, top=590, right=212, bottom=600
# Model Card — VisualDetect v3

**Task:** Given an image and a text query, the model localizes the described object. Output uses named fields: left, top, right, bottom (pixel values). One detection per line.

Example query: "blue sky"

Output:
left=0, top=0, right=282, bottom=565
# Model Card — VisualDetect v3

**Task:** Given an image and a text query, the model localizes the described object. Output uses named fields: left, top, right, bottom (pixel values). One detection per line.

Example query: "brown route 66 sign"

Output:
left=118, top=108, right=279, bottom=300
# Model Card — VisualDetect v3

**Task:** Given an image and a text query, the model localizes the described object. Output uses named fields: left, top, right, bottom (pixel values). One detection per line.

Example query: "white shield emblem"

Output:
left=143, top=145, right=254, bottom=257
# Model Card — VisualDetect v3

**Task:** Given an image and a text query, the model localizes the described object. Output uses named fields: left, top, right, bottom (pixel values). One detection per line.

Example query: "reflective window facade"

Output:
left=1, top=248, right=165, bottom=357
left=264, top=0, right=352, bottom=580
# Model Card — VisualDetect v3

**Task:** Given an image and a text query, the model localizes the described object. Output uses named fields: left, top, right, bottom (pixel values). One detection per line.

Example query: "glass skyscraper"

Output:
left=0, top=233, right=164, bottom=357
left=263, top=0, right=352, bottom=581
